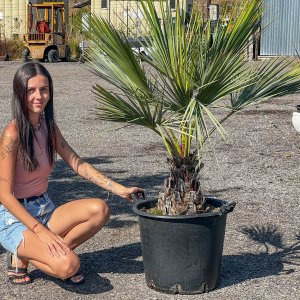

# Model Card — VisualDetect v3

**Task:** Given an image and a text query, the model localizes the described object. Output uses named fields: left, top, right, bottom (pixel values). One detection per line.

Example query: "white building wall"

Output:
left=0, top=0, right=27, bottom=38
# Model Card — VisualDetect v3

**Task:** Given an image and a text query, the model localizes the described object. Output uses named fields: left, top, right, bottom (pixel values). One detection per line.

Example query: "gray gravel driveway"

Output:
left=0, top=61, right=299, bottom=300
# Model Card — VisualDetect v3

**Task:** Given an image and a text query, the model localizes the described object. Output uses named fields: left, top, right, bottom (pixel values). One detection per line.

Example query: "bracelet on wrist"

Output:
left=106, top=180, right=113, bottom=191
left=32, top=222, right=40, bottom=232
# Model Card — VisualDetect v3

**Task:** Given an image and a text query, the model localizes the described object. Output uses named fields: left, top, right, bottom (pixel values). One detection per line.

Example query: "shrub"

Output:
left=68, top=35, right=82, bottom=60
left=4, top=38, right=24, bottom=60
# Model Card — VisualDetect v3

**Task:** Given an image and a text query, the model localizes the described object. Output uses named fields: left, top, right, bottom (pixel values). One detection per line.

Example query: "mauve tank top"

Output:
left=13, top=118, right=54, bottom=198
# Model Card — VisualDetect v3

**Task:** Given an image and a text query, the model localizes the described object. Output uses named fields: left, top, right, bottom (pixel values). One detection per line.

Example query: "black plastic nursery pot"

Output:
left=132, top=198, right=236, bottom=294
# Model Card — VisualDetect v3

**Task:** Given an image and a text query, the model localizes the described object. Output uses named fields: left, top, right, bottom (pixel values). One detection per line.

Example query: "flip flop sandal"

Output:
left=8, top=273, right=32, bottom=285
left=7, top=252, right=32, bottom=285
left=64, top=272, right=85, bottom=286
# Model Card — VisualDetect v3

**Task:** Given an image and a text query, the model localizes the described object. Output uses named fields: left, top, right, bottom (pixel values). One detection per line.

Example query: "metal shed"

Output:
left=260, top=0, right=300, bottom=56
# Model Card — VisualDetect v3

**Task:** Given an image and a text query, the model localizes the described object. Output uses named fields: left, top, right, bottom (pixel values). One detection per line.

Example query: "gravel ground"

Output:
left=0, top=60, right=299, bottom=300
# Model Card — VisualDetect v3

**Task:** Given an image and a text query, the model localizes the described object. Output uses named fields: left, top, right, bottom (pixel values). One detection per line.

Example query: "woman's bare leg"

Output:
left=13, top=198, right=109, bottom=282
left=17, top=229, right=81, bottom=280
left=47, top=198, right=110, bottom=250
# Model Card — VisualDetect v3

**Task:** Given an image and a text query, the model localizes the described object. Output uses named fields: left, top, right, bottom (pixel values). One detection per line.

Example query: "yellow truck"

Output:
left=22, top=1, right=70, bottom=63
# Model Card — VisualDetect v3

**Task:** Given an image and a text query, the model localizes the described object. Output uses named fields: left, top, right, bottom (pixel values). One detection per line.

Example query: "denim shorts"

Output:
left=0, top=193, right=56, bottom=255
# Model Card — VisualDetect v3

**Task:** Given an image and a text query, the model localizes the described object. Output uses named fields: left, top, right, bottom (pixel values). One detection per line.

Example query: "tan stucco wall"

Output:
left=90, top=0, right=192, bottom=37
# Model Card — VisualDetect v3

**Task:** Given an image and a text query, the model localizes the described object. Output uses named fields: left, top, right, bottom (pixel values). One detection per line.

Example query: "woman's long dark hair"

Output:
left=12, top=62, right=55, bottom=172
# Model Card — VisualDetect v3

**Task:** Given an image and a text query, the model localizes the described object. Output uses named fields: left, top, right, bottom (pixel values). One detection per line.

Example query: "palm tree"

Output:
left=80, top=0, right=300, bottom=215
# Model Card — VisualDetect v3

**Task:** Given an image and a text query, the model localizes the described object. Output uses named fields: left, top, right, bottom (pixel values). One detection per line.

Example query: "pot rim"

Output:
left=132, top=197, right=234, bottom=219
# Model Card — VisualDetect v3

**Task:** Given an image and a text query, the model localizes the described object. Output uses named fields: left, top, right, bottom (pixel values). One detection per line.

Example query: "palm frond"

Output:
left=79, top=0, right=300, bottom=161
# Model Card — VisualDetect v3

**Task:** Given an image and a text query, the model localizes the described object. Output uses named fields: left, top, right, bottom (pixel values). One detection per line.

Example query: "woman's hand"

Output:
left=117, top=187, right=145, bottom=202
left=33, top=224, right=70, bottom=258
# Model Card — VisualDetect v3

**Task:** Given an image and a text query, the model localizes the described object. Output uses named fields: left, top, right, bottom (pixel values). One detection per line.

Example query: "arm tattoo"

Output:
left=83, top=164, right=114, bottom=192
left=0, top=137, right=16, bottom=161
left=83, top=165, right=99, bottom=185
left=0, top=177, right=8, bottom=182
left=61, top=140, right=70, bottom=150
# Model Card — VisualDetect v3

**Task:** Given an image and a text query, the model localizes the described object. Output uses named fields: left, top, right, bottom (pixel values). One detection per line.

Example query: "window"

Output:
left=101, top=0, right=108, bottom=9
left=170, top=0, right=176, bottom=10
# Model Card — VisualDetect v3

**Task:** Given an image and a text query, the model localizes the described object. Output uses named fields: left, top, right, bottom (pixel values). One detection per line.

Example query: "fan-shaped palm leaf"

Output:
left=79, top=0, right=300, bottom=214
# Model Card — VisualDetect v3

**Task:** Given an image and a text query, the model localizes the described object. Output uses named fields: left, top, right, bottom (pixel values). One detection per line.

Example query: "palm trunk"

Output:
left=157, top=152, right=212, bottom=215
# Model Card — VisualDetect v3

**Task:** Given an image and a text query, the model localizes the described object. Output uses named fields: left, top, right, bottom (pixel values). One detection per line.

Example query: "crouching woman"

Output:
left=0, top=62, right=142, bottom=285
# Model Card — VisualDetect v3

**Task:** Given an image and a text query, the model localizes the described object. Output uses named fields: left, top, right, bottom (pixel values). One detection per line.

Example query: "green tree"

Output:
left=80, top=0, right=300, bottom=215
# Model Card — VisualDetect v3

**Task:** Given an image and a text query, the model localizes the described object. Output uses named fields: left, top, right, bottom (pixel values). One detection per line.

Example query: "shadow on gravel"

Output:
left=0, top=246, right=6, bottom=255
left=237, top=109, right=292, bottom=115
left=28, top=242, right=143, bottom=294
left=220, top=224, right=300, bottom=288
left=106, top=215, right=137, bottom=228
left=48, top=156, right=166, bottom=221
left=206, top=186, right=243, bottom=196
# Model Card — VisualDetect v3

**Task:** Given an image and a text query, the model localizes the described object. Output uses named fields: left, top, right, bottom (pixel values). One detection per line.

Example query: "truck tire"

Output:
left=22, top=49, right=30, bottom=62
left=48, top=49, right=59, bottom=63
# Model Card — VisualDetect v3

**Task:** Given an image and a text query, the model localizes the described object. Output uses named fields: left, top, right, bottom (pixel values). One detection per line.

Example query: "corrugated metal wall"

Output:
left=260, top=0, right=300, bottom=56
